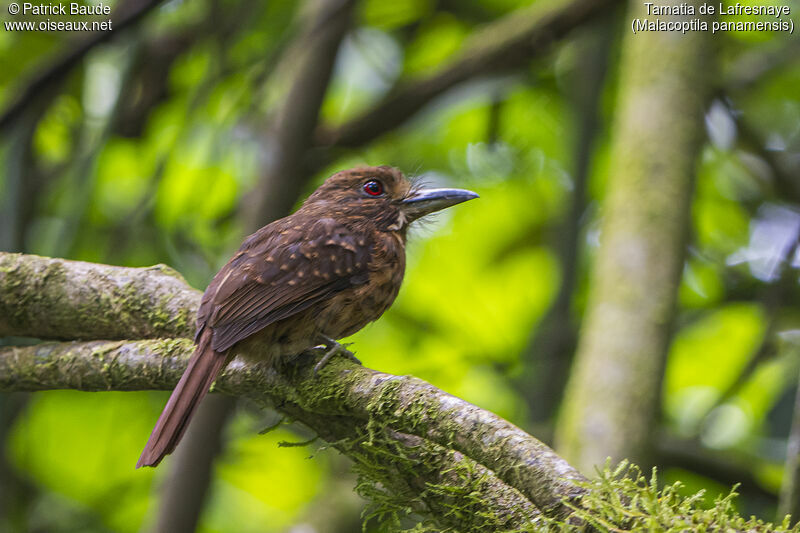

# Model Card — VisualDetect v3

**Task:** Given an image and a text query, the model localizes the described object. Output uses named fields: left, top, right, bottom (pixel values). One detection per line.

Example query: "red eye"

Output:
left=363, top=179, right=384, bottom=196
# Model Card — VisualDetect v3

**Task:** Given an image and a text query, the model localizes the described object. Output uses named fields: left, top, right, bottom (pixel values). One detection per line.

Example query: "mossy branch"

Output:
left=0, top=252, right=199, bottom=340
left=0, top=252, right=584, bottom=530
left=0, top=338, right=545, bottom=530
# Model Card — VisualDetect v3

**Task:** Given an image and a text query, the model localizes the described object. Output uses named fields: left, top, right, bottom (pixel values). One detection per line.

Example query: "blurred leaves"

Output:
left=9, top=391, right=157, bottom=532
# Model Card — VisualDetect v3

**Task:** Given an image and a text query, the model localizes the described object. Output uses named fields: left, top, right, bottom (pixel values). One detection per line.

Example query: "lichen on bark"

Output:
left=0, top=252, right=199, bottom=340
left=0, top=338, right=556, bottom=530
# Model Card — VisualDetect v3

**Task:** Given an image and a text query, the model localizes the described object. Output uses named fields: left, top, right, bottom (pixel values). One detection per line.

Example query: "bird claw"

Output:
left=313, top=339, right=360, bottom=376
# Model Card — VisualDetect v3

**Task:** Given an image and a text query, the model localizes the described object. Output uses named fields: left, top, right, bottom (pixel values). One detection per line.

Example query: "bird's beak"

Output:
left=400, top=187, right=479, bottom=222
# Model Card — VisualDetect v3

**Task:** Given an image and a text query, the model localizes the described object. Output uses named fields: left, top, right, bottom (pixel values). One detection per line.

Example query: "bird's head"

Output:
left=301, top=166, right=478, bottom=232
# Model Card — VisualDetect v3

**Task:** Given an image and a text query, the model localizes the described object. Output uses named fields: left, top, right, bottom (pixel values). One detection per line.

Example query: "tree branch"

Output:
left=282, top=410, right=546, bottom=530
left=0, top=252, right=586, bottom=526
left=0, top=252, right=199, bottom=340
left=0, top=338, right=555, bottom=528
left=313, top=0, right=620, bottom=151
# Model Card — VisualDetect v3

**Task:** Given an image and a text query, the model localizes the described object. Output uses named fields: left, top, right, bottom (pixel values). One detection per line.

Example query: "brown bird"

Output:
left=137, top=166, right=478, bottom=467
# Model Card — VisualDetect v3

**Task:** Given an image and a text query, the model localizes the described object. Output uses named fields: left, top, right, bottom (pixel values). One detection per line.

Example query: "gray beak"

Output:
left=400, top=187, right=479, bottom=222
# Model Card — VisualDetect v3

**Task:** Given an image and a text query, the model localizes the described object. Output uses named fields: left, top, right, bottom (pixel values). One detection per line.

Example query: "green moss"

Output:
left=117, top=280, right=152, bottom=334
left=363, top=377, right=456, bottom=438
left=40, top=260, right=67, bottom=285
left=548, top=461, right=797, bottom=532
left=90, top=341, right=124, bottom=359
left=294, top=357, right=370, bottom=407
left=314, top=377, right=542, bottom=532
left=0, top=255, right=38, bottom=328
left=365, top=378, right=403, bottom=415
left=154, top=293, right=195, bottom=336
left=145, top=263, right=186, bottom=280
left=344, top=423, right=538, bottom=533
left=352, top=453, right=800, bottom=532
left=155, top=337, right=194, bottom=356
left=106, top=277, right=194, bottom=338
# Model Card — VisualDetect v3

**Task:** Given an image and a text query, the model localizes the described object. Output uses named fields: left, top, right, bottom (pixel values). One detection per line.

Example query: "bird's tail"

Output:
left=136, top=329, right=228, bottom=468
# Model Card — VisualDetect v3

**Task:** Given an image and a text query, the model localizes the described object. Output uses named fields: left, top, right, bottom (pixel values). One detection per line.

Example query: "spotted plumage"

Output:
left=197, top=215, right=384, bottom=359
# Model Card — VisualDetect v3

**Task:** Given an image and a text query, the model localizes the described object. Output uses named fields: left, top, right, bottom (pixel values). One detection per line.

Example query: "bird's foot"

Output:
left=313, top=336, right=360, bottom=375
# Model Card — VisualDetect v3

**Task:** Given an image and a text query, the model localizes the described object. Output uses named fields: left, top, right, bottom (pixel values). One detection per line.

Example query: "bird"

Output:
left=136, top=165, right=478, bottom=468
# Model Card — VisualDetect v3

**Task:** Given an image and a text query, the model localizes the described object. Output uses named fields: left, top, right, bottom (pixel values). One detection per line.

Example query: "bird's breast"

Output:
left=319, top=231, right=406, bottom=339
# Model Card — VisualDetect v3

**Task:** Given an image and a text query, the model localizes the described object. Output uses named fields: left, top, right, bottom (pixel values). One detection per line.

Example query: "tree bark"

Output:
left=0, top=252, right=199, bottom=340
left=555, top=0, right=713, bottom=472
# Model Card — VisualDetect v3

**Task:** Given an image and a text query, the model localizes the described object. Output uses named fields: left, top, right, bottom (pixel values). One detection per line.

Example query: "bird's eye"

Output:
left=363, top=179, right=384, bottom=196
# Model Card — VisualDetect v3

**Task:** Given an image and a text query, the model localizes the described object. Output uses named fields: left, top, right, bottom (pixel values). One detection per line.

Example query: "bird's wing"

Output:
left=195, top=217, right=371, bottom=352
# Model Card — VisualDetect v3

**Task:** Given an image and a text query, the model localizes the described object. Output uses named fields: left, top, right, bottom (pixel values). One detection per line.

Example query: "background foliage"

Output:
left=2, top=0, right=799, bottom=531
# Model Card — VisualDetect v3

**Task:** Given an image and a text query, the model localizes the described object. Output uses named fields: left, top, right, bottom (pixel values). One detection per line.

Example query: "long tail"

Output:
left=136, top=329, right=228, bottom=468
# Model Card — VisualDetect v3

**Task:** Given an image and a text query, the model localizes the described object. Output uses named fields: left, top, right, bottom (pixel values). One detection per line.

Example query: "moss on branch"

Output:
left=0, top=252, right=199, bottom=340
left=0, top=337, right=583, bottom=524
left=280, top=409, right=545, bottom=531
left=286, top=366, right=588, bottom=518
left=0, top=338, right=549, bottom=530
